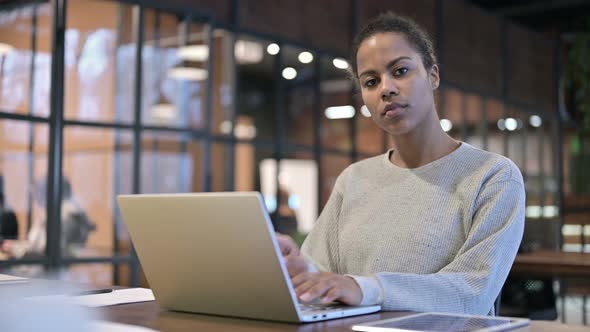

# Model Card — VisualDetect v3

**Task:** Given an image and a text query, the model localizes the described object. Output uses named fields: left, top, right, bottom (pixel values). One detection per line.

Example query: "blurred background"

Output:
left=0, top=0, right=588, bottom=326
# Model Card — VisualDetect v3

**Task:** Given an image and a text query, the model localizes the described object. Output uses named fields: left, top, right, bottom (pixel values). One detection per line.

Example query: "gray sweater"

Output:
left=301, top=143, right=525, bottom=315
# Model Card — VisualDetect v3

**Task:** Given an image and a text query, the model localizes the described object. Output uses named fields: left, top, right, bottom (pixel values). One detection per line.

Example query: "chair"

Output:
left=499, top=219, right=560, bottom=320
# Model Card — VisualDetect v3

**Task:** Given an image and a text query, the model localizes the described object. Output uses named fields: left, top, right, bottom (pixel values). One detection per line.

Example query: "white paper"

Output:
left=90, top=321, right=159, bottom=332
left=75, top=288, right=155, bottom=307
left=0, top=273, right=29, bottom=284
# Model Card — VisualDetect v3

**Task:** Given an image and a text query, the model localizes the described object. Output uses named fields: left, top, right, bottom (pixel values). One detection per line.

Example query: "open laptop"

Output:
left=117, top=192, right=381, bottom=323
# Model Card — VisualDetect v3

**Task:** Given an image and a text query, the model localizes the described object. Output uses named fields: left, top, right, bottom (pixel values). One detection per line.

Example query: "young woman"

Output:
left=277, top=12, right=525, bottom=315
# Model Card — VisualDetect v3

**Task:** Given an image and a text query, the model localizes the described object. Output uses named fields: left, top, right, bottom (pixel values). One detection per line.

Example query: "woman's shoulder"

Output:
left=341, top=153, right=385, bottom=177
left=329, top=153, right=387, bottom=191
left=458, top=143, right=523, bottom=185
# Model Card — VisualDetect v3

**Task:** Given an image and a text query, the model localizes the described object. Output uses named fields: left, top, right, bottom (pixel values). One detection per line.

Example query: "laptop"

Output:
left=117, top=192, right=381, bottom=323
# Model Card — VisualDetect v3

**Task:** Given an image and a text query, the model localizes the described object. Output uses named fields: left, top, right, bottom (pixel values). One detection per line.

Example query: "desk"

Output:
left=97, top=300, right=590, bottom=332
left=3, top=279, right=587, bottom=331
left=511, top=250, right=590, bottom=278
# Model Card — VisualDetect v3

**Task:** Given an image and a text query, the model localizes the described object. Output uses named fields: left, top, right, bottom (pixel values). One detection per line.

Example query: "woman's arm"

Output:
left=350, top=178, right=525, bottom=314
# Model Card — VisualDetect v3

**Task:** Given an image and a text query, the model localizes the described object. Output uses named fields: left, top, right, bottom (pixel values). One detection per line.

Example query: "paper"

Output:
left=90, top=321, right=159, bottom=332
left=0, top=273, right=29, bottom=285
left=75, top=288, right=155, bottom=307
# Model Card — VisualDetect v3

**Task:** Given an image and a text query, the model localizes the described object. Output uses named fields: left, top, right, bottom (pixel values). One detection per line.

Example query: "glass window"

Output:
left=211, top=30, right=236, bottom=137
left=506, top=106, right=525, bottom=170
left=541, top=113, right=557, bottom=209
left=247, top=145, right=274, bottom=195
left=141, top=131, right=202, bottom=194
left=284, top=45, right=316, bottom=147
left=0, top=120, right=48, bottom=262
left=485, top=98, right=505, bottom=155
left=441, top=88, right=463, bottom=140
left=278, top=150, right=318, bottom=237
left=320, top=154, right=351, bottom=209
left=142, top=10, right=210, bottom=129
left=64, top=0, right=136, bottom=123
left=62, top=127, right=133, bottom=259
left=464, top=93, right=485, bottom=149
left=212, top=142, right=232, bottom=192
left=235, top=36, right=276, bottom=141
left=357, top=94, right=385, bottom=156
left=320, top=56, right=353, bottom=151
left=0, top=3, right=52, bottom=117
left=525, top=114, right=543, bottom=207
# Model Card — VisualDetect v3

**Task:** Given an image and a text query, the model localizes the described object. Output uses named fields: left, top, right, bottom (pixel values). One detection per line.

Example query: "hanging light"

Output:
left=177, top=45, right=209, bottom=61
left=0, top=43, right=14, bottom=56
left=505, top=118, right=518, bottom=131
left=267, top=43, right=280, bottom=55
left=440, top=119, right=453, bottom=132
left=235, top=40, right=263, bottom=64
left=529, top=115, right=542, bottom=127
left=360, top=105, right=371, bottom=117
left=298, top=51, right=314, bottom=64
left=167, top=67, right=208, bottom=81
left=282, top=67, right=297, bottom=80
left=325, top=105, right=355, bottom=119
left=333, top=58, right=349, bottom=69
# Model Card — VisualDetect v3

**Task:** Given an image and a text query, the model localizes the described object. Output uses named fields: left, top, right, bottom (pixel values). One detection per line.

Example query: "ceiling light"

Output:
left=505, top=117, right=518, bottom=131
left=167, top=67, right=208, bottom=81
left=529, top=115, right=542, bottom=127
left=219, top=120, right=232, bottom=134
left=497, top=119, right=505, bottom=131
left=298, top=51, right=313, bottom=64
left=440, top=119, right=453, bottom=132
left=543, top=205, right=559, bottom=218
left=0, top=42, right=14, bottom=56
left=235, top=40, right=263, bottom=64
left=333, top=58, right=349, bottom=69
left=150, top=103, right=177, bottom=121
left=267, top=43, right=280, bottom=55
left=177, top=45, right=209, bottom=61
left=325, top=105, right=355, bottom=119
left=234, top=124, right=257, bottom=139
left=282, top=67, right=297, bottom=80
left=525, top=205, right=542, bottom=218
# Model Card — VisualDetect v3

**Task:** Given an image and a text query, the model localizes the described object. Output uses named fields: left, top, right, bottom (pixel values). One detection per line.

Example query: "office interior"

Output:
left=0, top=0, right=588, bottom=326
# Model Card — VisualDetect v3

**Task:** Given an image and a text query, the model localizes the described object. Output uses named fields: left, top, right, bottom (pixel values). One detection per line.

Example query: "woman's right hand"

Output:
left=276, top=233, right=308, bottom=278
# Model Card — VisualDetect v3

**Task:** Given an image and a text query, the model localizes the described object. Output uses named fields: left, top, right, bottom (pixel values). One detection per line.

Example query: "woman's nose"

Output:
left=381, top=75, right=399, bottom=100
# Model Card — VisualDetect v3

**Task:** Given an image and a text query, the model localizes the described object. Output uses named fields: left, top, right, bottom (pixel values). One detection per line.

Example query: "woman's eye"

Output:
left=394, top=67, right=408, bottom=77
left=364, top=79, right=377, bottom=88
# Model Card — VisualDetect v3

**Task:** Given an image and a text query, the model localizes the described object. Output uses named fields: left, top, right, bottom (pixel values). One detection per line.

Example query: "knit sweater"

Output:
left=301, top=142, right=525, bottom=315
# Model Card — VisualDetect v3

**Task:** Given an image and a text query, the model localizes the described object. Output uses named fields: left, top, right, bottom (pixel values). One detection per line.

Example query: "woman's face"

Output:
left=356, top=32, right=439, bottom=136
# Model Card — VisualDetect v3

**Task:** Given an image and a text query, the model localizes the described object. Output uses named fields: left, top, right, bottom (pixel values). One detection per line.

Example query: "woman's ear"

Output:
left=429, top=64, right=440, bottom=90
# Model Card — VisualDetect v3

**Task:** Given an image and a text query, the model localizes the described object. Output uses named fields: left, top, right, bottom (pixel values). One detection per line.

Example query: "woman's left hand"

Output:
left=292, top=272, right=362, bottom=305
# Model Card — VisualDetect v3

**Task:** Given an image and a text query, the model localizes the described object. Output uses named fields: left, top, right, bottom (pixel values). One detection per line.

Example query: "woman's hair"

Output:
left=351, top=12, right=437, bottom=77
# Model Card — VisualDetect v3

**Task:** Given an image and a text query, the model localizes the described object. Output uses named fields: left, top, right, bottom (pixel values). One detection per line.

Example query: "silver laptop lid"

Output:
left=117, top=192, right=303, bottom=322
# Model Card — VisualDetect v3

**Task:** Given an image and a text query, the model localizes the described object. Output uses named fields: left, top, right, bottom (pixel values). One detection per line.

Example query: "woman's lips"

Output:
left=383, top=104, right=407, bottom=118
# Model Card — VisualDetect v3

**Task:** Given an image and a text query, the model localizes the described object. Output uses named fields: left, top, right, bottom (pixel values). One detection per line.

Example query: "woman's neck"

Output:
left=389, top=112, right=459, bottom=169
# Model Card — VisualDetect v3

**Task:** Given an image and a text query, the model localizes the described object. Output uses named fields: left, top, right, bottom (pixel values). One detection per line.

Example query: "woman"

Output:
left=277, top=12, right=525, bottom=315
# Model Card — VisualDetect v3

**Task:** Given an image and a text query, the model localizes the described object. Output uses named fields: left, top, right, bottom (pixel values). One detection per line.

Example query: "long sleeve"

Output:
left=351, top=178, right=525, bottom=314
left=301, top=174, right=345, bottom=274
